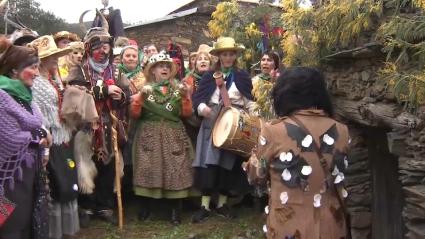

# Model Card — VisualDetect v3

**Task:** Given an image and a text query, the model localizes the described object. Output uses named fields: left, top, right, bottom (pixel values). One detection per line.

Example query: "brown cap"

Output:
left=0, top=37, right=38, bottom=76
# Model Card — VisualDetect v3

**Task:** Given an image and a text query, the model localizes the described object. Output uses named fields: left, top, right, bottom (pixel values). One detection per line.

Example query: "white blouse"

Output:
left=197, top=81, right=256, bottom=115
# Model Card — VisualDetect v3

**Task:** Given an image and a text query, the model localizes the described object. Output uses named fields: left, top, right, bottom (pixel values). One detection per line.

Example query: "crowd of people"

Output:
left=0, top=10, right=351, bottom=239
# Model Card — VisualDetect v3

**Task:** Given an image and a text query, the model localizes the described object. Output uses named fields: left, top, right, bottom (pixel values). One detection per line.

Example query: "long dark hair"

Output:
left=262, top=50, right=280, bottom=70
left=272, top=67, right=334, bottom=117
left=213, top=50, right=239, bottom=71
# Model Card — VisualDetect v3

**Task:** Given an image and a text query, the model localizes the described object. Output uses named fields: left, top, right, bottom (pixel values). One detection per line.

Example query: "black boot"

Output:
left=192, top=206, right=211, bottom=223
left=138, top=197, right=152, bottom=221
left=138, top=207, right=151, bottom=221
left=78, top=209, right=93, bottom=228
left=96, top=209, right=117, bottom=225
left=170, top=208, right=181, bottom=226
left=170, top=199, right=182, bottom=226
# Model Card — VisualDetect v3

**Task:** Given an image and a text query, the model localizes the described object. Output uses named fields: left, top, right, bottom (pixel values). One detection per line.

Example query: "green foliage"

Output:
left=208, top=0, right=284, bottom=71
left=281, top=0, right=425, bottom=111
left=281, top=0, right=383, bottom=67
left=378, top=63, right=425, bottom=112
left=375, top=1, right=425, bottom=111
left=0, top=0, right=75, bottom=35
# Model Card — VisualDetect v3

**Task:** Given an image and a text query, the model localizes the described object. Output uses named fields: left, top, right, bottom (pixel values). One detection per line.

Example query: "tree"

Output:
left=208, top=0, right=284, bottom=71
left=0, top=0, right=73, bottom=35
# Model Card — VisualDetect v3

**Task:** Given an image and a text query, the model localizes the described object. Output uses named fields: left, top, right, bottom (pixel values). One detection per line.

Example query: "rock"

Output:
left=350, top=211, right=372, bottom=229
left=345, top=173, right=371, bottom=187
left=361, top=70, right=371, bottom=82
left=172, top=36, right=192, bottom=45
left=351, top=228, right=372, bottom=239
left=387, top=132, right=407, bottom=156
left=188, top=233, right=200, bottom=239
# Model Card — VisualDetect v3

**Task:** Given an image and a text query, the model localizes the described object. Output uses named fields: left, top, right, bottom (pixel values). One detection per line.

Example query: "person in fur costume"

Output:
left=76, top=10, right=127, bottom=225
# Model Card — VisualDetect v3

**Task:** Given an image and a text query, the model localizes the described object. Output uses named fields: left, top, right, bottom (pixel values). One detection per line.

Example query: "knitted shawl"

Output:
left=32, top=76, right=72, bottom=145
left=0, top=89, right=42, bottom=195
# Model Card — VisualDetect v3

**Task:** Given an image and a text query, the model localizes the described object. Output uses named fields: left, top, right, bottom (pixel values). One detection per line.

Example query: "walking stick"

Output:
left=110, top=110, right=124, bottom=229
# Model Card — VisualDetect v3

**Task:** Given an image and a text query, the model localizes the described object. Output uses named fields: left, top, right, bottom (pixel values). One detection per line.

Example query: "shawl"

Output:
left=0, top=75, right=32, bottom=103
left=32, top=76, right=72, bottom=145
left=0, top=89, right=42, bottom=196
left=192, top=69, right=254, bottom=111
left=140, top=79, right=182, bottom=122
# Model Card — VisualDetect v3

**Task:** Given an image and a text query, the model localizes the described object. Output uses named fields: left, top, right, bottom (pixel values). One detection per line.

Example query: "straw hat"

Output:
left=53, top=31, right=80, bottom=43
left=143, top=51, right=177, bottom=82
left=209, top=37, right=245, bottom=56
left=68, top=41, right=84, bottom=52
left=29, top=35, right=71, bottom=59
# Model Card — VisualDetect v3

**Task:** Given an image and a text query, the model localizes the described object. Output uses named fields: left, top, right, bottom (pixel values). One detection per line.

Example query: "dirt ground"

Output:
left=76, top=197, right=265, bottom=239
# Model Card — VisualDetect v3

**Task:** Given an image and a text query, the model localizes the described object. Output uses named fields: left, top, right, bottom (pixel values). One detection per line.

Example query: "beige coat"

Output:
left=247, top=110, right=350, bottom=239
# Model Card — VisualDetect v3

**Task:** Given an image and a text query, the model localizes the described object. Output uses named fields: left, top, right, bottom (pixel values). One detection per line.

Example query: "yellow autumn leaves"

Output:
left=208, top=0, right=239, bottom=38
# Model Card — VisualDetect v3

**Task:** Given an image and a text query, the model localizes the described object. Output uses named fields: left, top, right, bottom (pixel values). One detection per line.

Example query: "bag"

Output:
left=47, top=144, right=78, bottom=203
left=0, top=196, right=15, bottom=226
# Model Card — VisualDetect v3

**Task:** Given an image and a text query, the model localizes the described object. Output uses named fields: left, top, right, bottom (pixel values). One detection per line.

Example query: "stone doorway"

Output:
left=366, top=127, right=403, bottom=239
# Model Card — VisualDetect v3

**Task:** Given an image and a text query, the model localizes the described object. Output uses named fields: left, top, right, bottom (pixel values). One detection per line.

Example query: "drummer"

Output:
left=192, top=37, right=256, bottom=223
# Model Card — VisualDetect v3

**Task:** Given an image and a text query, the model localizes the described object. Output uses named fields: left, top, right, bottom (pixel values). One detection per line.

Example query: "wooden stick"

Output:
left=110, top=110, right=124, bottom=229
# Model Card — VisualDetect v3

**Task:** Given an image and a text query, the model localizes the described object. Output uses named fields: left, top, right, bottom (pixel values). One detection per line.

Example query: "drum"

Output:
left=212, top=107, right=261, bottom=157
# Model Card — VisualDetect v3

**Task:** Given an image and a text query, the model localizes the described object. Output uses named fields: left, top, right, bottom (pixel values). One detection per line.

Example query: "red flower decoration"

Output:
left=272, top=27, right=285, bottom=37
left=104, top=79, right=115, bottom=86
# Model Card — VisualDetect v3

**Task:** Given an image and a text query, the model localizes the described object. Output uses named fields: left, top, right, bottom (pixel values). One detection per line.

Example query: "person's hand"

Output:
left=108, top=85, right=123, bottom=100
left=42, top=155, right=49, bottom=167
left=202, top=106, right=213, bottom=118
left=179, top=82, right=192, bottom=97
left=270, top=69, right=280, bottom=82
left=39, top=132, right=52, bottom=148
left=141, top=85, right=153, bottom=94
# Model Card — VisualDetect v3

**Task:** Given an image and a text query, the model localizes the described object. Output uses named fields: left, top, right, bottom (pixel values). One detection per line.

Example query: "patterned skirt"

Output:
left=133, top=120, right=196, bottom=199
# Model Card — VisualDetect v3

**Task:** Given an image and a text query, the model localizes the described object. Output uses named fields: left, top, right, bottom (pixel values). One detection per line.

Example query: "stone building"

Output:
left=124, top=0, right=280, bottom=57
left=324, top=42, right=423, bottom=238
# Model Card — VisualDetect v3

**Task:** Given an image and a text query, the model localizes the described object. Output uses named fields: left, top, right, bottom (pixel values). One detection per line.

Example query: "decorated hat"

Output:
left=83, top=9, right=112, bottom=51
left=53, top=31, right=80, bottom=43
left=68, top=41, right=84, bottom=52
left=143, top=51, right=177, bottom=82
left=29, top=35, right=71, bottom=59
left=209, top=37, right=245, bottom=56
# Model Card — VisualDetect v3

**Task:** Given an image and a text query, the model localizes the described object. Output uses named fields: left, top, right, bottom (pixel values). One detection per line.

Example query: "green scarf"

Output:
left=0, top=75, right=32, bottom=103
left=118, top=63, right=142, bottom=79
left=117, top=49, right=143, bottom=79
left=258, top=73, right=271, bottom=81
left=192, top=71, right=203, bottom=80
left=221, top=67, right=234, bottom=78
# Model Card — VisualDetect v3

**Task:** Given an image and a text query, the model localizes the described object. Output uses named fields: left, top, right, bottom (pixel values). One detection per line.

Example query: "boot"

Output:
left=170, top=208, right=181, bottom=226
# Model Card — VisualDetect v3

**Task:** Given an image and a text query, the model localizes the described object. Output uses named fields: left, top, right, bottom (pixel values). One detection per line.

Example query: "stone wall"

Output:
left=125, top=11, right=213, bottom=57
left=323, top=47, right=423, bottom=238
